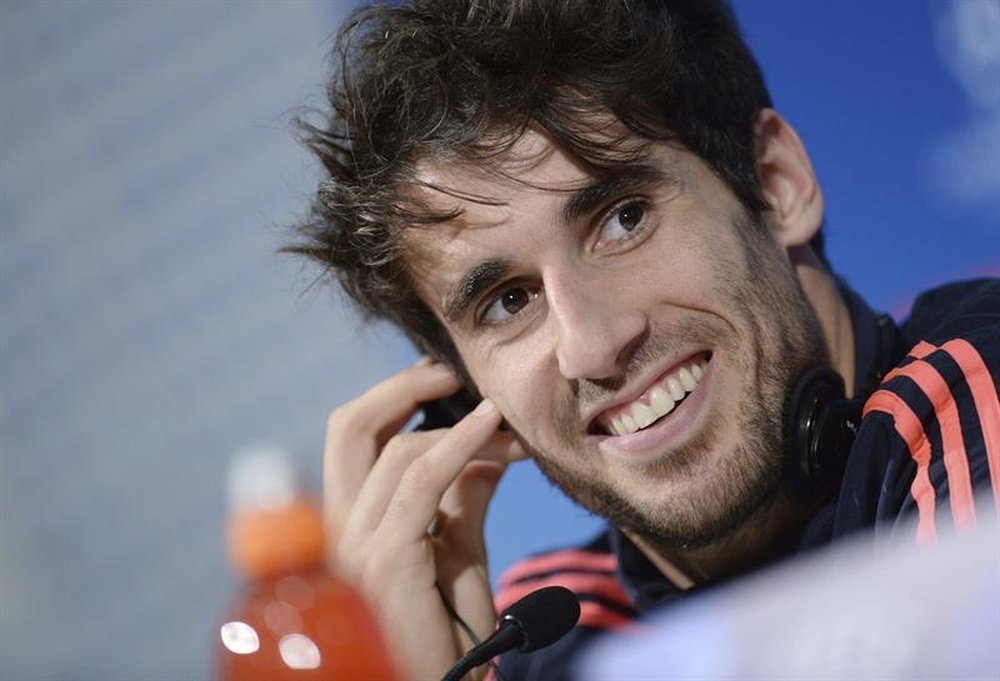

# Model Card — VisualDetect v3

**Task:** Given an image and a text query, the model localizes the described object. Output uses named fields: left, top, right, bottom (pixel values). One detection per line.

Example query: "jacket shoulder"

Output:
left=494, top=530, right=636, bottom=630
left=903, top=277, right=1000, bottom=343
left=856, top=278, right=1000, bottom=544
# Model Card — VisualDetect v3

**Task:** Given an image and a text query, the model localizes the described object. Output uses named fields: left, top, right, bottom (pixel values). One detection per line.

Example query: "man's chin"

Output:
left=531, top=432, right=786, bottom=552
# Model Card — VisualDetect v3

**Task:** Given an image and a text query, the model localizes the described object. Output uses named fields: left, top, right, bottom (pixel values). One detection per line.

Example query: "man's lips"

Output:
left=588, top=352, right=711, bottom=436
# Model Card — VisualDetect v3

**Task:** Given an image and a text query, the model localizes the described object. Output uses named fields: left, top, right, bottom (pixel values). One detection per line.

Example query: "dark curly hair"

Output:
left=286, top=0, right=810, bottom=371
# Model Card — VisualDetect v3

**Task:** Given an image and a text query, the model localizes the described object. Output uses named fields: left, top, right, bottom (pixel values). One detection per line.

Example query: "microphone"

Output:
left=441, top=586, right=581, bottom=681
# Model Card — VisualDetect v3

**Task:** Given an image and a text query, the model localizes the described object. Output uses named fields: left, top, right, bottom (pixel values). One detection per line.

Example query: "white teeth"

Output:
left=604, top=359, right=707, bottom=437
left=610, top=416, right=624, bottom=436
left=632, top=403, right=657, bottom=428
left=666, top=377, right=685, bottom=401
left=650, top=387, right=674, bottom=415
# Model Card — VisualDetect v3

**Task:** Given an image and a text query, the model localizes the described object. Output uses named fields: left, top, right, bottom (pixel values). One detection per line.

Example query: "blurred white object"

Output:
left=228, top=445, right=297, bottom=513
left=578, top=509, right=1000, bottom=681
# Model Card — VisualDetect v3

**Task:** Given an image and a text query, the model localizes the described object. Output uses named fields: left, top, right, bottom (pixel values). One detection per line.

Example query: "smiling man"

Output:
left=404, top=126, right=836, bottom=565
left=287, top=2, right=1000, bottom=679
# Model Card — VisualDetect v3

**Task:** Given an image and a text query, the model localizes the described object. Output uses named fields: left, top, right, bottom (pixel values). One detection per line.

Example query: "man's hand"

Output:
left=324, top=360, right=526, bottom=680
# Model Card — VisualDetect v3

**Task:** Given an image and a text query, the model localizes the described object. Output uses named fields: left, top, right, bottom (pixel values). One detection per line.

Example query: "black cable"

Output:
left=435, top=582, right=506, bottom=681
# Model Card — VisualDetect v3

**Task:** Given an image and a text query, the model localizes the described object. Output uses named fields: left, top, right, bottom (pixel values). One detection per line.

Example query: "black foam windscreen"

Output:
left=500, top=585, right=581, bottom=653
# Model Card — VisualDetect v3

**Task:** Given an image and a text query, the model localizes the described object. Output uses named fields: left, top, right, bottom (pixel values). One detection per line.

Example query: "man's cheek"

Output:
left=489, top=377, right=535, bottom=425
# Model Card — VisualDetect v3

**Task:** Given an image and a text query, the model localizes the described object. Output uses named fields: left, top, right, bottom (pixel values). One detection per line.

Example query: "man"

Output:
left=286, top=1, right=1000, bottom=679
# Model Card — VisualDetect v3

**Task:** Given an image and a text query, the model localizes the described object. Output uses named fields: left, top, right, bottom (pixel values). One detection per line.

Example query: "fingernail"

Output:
left=415, top=355, right=435, bottom=366
left=471, top=398, right=496, bottom=416
left=427, top=362, right=455, bottom=378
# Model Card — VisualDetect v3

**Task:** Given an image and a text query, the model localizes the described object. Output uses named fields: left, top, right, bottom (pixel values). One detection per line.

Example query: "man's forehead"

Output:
left=408, top=125, right=673, bottom=228
left=401, top=132, right=686, bottom=321
left=399, top=133, right=575, bottom=319
left=412, top=129, right=593, bottom=208
left=399, top=182, right=516, bottom=304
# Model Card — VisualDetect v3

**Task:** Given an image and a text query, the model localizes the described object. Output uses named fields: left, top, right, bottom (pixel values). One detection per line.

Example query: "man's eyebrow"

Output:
left=443, top=258, right=511, bottom=323
left=562, top=164, right=677, bottom=225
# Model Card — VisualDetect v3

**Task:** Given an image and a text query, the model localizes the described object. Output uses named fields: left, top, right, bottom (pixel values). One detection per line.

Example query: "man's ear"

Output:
left=755, top=109, right=824, bottom=248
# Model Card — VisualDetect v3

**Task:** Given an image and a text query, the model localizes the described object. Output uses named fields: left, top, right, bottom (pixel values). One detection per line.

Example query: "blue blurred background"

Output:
left=1, top=1, right=996, bottom=679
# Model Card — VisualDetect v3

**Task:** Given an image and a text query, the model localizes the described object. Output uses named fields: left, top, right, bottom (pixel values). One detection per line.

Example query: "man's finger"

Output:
left=375, top=399, right=503, bottom=544
left=344, top=429, right=519, bottom=542
left=323, top=361, right=461, bottom=529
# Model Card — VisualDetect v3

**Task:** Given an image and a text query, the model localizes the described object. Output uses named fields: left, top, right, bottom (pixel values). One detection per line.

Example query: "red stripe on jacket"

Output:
left=940, top=339, right=1000, bottom=516
left=882, top=358, right=977, bottom=531
left=495, top=572, right=632, bottom=616
left=864, top=389, right=937, bottom=546
left=905, top=339, right=999, bottom=517
left=497, top=549, right=618, bottom=588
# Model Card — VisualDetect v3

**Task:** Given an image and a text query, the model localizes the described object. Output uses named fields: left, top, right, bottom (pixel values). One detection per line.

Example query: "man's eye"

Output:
left=596, top=200, right=648, bottom=247
left=480, top=286, right=537, bottom=325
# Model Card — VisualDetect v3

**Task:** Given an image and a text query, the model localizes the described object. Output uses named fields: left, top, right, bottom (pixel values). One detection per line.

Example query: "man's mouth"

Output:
left=593, top=353, right=710, bottom=436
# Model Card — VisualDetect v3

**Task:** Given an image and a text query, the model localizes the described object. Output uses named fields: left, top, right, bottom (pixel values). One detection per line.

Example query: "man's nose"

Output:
left=547, top=269, right=648, bottom=381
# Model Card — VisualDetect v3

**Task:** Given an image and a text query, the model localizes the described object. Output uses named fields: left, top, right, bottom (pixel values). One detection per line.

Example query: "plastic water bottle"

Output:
left=216, top=447, right=400, bottom=680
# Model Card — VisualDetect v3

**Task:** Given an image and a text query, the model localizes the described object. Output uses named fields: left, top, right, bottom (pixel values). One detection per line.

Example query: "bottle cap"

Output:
left=226, top=446, right=326, bottom=579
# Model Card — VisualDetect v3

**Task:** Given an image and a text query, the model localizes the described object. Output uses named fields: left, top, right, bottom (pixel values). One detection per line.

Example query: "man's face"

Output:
left=405, top=130, right=828, bottom=548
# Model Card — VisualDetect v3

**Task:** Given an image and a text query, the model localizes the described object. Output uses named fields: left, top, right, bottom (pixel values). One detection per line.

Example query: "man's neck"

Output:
left=625, top=491, right=808, bottom=589
left=791, top=245, right=856, bottom=396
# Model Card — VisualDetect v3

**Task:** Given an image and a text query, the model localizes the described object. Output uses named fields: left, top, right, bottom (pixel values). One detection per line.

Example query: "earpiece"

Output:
left=783, top=366, right=861, bottom=505
left=417, top=387, right=480, bottom=431
left=783, top=312, right=903, bottom=505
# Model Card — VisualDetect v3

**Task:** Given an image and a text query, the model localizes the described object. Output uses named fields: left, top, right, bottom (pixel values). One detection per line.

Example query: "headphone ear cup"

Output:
left=784, top=367, right=859, bottom=504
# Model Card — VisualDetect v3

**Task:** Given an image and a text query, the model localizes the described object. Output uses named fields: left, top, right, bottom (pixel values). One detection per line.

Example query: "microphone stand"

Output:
left=441, top=623, right=521, bottom=681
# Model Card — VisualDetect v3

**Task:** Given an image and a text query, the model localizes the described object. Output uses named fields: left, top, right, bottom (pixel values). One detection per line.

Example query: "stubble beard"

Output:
left=522, top=211, right=830, bottom=551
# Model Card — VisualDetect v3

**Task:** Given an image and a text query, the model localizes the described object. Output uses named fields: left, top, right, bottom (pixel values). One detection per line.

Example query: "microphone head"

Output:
left=499, top=585, right=581, bottom=653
